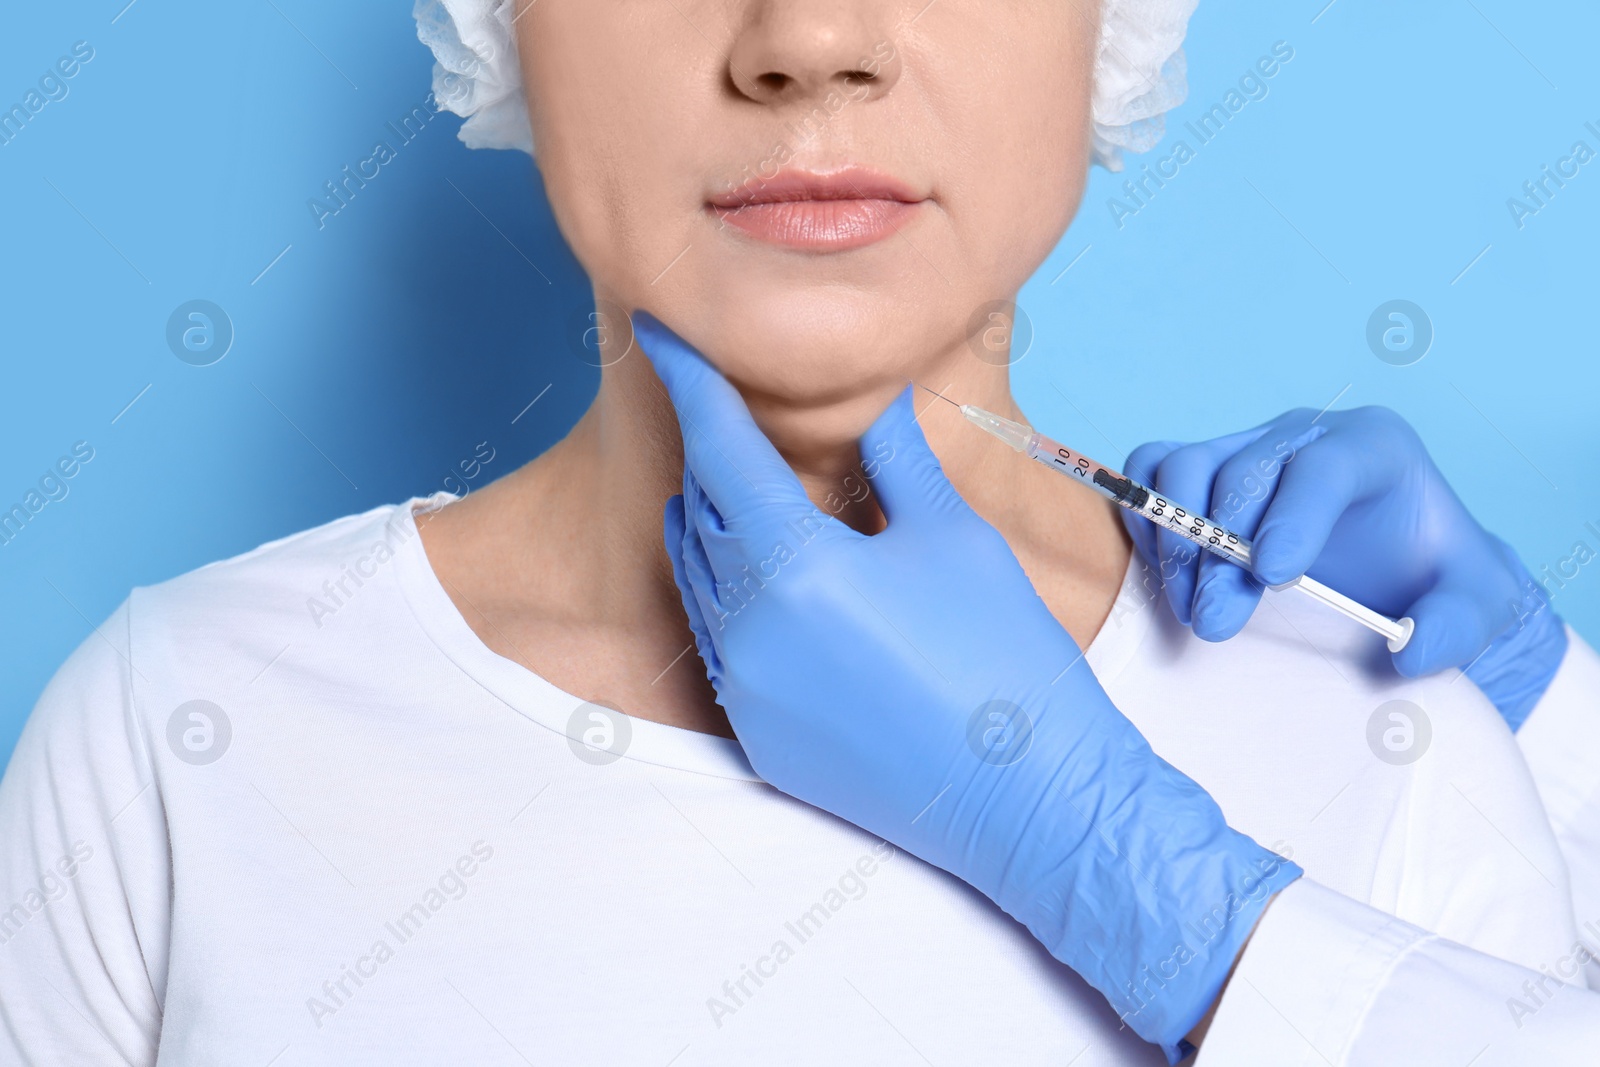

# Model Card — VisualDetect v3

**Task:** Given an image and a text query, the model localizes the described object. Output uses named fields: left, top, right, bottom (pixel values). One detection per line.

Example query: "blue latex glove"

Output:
left=1122, top=405, right=1566, bottom=731
left=636, top=311, right=1302, bottom=1061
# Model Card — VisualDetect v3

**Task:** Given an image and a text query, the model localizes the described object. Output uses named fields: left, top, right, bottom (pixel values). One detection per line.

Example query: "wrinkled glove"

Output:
left=637, top=311, right=1301, bottom=1061
left=1123, top=406, right=1566, bottom=731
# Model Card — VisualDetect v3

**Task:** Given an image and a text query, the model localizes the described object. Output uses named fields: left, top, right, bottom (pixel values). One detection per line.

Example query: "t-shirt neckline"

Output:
left=391, top=493, right=1153, bottom=782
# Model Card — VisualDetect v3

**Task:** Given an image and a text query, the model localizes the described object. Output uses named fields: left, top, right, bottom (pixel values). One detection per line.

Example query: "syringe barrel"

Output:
left=1020, top=429, right=1256, bottom=570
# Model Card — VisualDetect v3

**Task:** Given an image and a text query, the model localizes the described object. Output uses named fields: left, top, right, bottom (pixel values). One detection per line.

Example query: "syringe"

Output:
left=934, top=393, right=1414, bottom=652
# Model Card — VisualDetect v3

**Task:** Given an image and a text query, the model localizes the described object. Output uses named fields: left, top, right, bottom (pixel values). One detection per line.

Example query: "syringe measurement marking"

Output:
left=1029, top=436, right=1252, bottom=567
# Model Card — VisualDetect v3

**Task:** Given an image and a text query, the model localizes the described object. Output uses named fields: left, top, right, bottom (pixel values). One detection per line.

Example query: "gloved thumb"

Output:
left=858, top=386, right=969, bottom=525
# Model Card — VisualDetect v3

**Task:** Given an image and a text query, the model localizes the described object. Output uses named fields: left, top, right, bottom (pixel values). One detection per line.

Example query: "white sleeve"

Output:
left=1518, top=625, right=1600, bottom=938
left=0, top=598, right=168, bottom=1065
left=1196, top=878, right=1600, bottom=1066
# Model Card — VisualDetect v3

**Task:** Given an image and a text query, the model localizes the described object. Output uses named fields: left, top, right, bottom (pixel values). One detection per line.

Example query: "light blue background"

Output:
left=3, top=0, right=1596, bottom=766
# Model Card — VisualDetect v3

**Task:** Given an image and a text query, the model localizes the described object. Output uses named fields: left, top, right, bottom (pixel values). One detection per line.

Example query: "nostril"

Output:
left=755, top=72, right=790, bottom=93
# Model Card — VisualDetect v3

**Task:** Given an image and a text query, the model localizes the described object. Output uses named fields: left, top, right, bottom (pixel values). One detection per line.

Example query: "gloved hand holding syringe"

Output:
left=920, top=386, right=1416, bottom=653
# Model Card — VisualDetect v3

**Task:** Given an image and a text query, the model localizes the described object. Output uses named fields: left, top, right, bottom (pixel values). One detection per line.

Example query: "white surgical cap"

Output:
left=412, top=0, right=1199, bottom=172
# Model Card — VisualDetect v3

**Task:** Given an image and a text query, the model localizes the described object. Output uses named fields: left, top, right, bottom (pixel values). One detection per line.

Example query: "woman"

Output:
left=0, top=1, right=1592, bottom=1063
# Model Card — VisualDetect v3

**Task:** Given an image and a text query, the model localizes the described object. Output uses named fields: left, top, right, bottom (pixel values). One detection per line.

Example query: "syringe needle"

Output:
left=912, top=381, right=961, bottom=408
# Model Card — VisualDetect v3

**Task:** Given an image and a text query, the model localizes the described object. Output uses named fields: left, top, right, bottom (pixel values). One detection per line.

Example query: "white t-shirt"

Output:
left=0, top=493, right=1580, bottom=1065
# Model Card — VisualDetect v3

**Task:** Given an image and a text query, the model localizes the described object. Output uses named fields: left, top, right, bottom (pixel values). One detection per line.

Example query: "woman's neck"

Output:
left=417, top=324, right=1131, bottom=739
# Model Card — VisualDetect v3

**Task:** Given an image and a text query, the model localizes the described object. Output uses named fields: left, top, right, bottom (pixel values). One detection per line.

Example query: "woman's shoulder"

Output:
left=17, top=496, right=442, bottom=753
left=138, top=496, right=435, bottom=614
left=127, top=494, right=451, bottom=681
left=0, top=500, right=446, bottom=1060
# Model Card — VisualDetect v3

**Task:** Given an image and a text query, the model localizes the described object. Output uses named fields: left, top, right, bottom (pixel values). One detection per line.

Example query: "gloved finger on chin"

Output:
left=633, top=310, right=813, bottom=526
left=859, top=386, right=970, bottom=525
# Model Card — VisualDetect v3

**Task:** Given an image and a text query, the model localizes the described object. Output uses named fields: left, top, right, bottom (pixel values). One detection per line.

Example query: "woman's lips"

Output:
left=707, top=168, right=926, bottom=252
left=713, top=198, right=922, bottom=251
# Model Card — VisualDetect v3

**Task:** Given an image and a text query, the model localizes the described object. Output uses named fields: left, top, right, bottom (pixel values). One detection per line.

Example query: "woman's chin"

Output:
left=655, top=299, right=957, bottom=403
left=717, top=341, right=925, bottom=416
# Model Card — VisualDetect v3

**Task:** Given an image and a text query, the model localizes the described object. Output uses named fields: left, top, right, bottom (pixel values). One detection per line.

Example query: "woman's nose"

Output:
left=726, top=1, right=902, bottom=106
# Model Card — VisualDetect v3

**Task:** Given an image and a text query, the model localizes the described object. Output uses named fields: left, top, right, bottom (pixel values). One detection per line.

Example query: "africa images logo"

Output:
left=166, top=700, right=232, bottom=766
